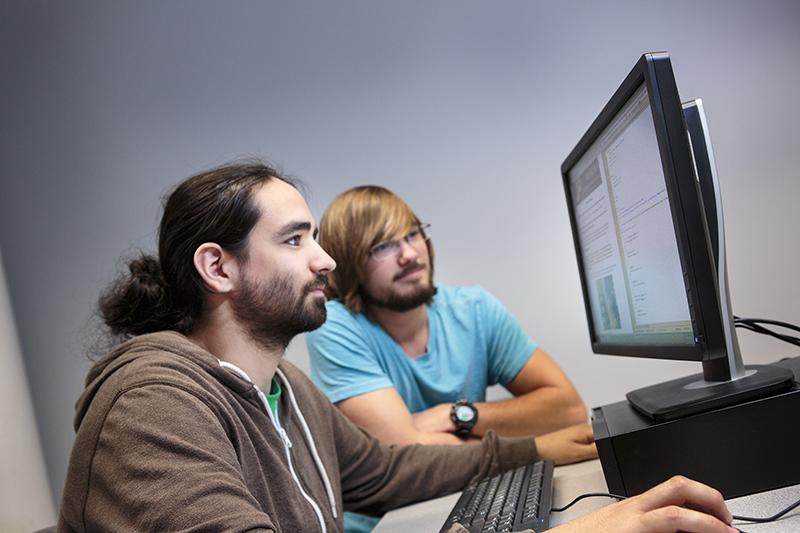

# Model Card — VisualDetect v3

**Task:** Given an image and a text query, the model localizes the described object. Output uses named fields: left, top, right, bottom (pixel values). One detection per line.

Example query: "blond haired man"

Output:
left=307, top=186, right=595, bottom=533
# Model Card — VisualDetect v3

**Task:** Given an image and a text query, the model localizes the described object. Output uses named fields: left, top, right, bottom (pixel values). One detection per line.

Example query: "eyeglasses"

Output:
left=368, top=223, right=431, bottom=262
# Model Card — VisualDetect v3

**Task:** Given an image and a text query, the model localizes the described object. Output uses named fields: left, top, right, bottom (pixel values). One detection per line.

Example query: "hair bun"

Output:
left=128, top=255, right=165, bottom=289
left=99, top=253, right=174, bottom=338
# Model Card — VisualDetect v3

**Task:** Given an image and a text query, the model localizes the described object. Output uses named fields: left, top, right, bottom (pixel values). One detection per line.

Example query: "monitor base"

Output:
left=626, top=364, right=794, bottom=421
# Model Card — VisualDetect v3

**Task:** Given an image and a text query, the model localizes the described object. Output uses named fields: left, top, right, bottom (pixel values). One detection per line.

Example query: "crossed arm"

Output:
left=336, top=347, right=594, bottom=463
left=415, top=347, right=588, bottom=437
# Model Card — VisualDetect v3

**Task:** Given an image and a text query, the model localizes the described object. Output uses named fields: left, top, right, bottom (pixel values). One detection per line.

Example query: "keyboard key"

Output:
left=439, top=461, right=554, bottom=533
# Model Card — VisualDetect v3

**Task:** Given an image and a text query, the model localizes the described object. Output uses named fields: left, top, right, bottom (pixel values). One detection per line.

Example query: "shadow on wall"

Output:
left=0, top=250, right=56, bottom=531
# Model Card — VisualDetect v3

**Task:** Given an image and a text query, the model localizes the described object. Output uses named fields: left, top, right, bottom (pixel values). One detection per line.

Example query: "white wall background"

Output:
left=0, top=252, right=55, bottom=531
left=1, top=0, right=798, bottom=511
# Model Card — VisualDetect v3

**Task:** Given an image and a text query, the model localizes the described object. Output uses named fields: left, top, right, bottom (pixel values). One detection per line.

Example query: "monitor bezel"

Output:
left=560, top=52, right=727, bottom=363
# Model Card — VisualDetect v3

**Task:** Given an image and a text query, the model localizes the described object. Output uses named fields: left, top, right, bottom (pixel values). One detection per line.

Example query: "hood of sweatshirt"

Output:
left=74, top=331, right=254, bottom=432
left=60, top=330, right=538, bottom=533
left=62, top=329, right=349, bottom=533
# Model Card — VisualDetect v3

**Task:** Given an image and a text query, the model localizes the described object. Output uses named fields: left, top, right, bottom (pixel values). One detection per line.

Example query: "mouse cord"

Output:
left=550, top=491, right=800, bottom=523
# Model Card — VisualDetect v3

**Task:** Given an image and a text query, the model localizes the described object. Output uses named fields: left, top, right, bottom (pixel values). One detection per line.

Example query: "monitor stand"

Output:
left=626, top=363, right=793, bottom=420
left=625, top=100, right=794, bottom=421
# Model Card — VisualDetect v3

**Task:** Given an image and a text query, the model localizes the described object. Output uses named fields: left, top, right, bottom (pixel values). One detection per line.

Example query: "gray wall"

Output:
left=2, top=0, right=799, bottom=509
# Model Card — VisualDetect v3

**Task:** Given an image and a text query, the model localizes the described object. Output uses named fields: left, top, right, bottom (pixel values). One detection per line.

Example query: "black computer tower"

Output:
left=592, top=357, right=800, bottom=498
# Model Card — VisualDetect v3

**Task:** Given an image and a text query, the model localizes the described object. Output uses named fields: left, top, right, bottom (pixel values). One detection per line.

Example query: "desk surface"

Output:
left=374, top=459, right=800, bottom=532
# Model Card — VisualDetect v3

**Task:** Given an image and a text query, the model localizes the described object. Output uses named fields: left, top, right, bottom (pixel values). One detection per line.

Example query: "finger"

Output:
left=634, top=476, right=732, bottom=525
left=641, top=504, right=737, bottom=533
left=580, top=442, right=598, bottom=459
left=571, top=422, right=595, bottom=443
left=579, top=426, right=595, bottom=444
left=553, top=442, right=597, bottom=465
left=566, top=442, right=597, bottom=463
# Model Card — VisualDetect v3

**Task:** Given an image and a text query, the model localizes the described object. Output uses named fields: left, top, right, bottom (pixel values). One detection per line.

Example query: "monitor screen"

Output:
left=562, top=52, right=729, bottom=364
left=562, top=52, right=794, bottom=419
left=566, top=83, right=694, bottom=347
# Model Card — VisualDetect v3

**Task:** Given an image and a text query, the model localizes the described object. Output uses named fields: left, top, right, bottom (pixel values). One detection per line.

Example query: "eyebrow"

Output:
left=275, top=220, right=316, bottom=239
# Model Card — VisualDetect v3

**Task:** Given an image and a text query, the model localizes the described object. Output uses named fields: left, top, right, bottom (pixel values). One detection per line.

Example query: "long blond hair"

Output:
left=319, top=185, right=434, bottom=313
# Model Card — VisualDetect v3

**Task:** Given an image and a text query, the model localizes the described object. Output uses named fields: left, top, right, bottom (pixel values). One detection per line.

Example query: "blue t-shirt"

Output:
left=308, top=285, right=537, bottom=411
left=306, top=285, right=537, bottom=533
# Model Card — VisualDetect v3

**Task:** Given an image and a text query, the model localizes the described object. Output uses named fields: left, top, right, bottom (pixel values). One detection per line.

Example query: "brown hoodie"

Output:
left=57, top=331, right=538, bottom=532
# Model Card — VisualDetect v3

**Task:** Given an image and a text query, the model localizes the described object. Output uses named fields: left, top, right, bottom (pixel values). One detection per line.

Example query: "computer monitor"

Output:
left=561, top=52, right=793, bottom=420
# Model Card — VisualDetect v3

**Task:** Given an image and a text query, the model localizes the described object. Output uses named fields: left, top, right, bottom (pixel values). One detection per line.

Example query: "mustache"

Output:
left=393, top=262, right=424, bottom=281
left=304, top=273, right=329, bottom=294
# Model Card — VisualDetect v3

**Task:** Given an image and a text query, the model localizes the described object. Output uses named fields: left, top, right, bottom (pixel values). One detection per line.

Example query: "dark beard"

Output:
left=362, top=275, right=436, bottom=312
left=232, top=271, right=328, bottom=352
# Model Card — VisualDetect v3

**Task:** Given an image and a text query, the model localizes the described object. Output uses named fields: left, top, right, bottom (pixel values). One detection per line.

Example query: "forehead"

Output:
left=374, top=206, right=417, bottom=242
left=251, top=179, right=314, bottom=232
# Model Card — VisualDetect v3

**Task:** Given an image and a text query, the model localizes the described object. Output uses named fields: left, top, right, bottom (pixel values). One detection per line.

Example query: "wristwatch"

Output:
left=450, top=399, right=478, bottom=438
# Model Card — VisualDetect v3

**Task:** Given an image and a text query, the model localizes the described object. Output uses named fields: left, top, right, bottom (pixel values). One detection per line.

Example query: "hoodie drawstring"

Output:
left=276, top=368, right=338, bottom=520
left=218, top=361, right=337, bottom=532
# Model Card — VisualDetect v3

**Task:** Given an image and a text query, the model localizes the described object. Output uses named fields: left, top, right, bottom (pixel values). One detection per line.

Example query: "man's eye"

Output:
left=372, top=241, right=392, bottom=254
left=286, top=235, right=301, bottom=246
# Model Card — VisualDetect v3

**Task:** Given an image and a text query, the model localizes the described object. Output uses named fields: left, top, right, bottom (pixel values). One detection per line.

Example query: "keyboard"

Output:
left=439, top=460, right=554, bottom=533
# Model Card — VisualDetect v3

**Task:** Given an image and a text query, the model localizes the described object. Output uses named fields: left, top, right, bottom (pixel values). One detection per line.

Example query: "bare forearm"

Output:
left=388, top=427, right=470, bottom=446
left=416, top=431, right=474, bottom=445
left=473, top=386, right=587, bottom=437
left=338, top=390, right=474, bottom=447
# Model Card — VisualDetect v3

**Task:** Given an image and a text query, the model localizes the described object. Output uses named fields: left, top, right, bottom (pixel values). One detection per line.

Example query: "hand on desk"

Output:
left=549, top=475, right=737, bottom=533
left=534, top=423, right=598, bottom=465
left=446, top=476, right=736, bottom=533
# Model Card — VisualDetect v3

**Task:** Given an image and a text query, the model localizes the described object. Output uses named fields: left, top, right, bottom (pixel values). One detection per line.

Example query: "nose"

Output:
left=312, top=240, right=336, bottom=274
left=396, top=239, right=419, bottom=264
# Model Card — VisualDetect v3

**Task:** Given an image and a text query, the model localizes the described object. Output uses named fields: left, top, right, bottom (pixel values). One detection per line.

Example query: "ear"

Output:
left=193, top=242, right=240, bottom=294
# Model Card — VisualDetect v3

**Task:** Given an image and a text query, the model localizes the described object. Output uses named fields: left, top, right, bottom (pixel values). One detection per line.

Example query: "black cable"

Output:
left=735, top=319, right=800, bottom=342
left=550, top=492, right=624, bottom=512
left=737, top=325, right=800, bottom=347
left=733, top=315, right=800, bottom=347
left=550, top=491, right=800, bottom=524
left=732, top=496, right=800, bottom=523
left=734, top=317, right=800, bottom=334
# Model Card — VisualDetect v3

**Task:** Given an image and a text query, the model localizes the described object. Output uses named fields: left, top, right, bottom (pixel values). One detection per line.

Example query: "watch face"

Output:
left=454, top=405, right=475, bottom=423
